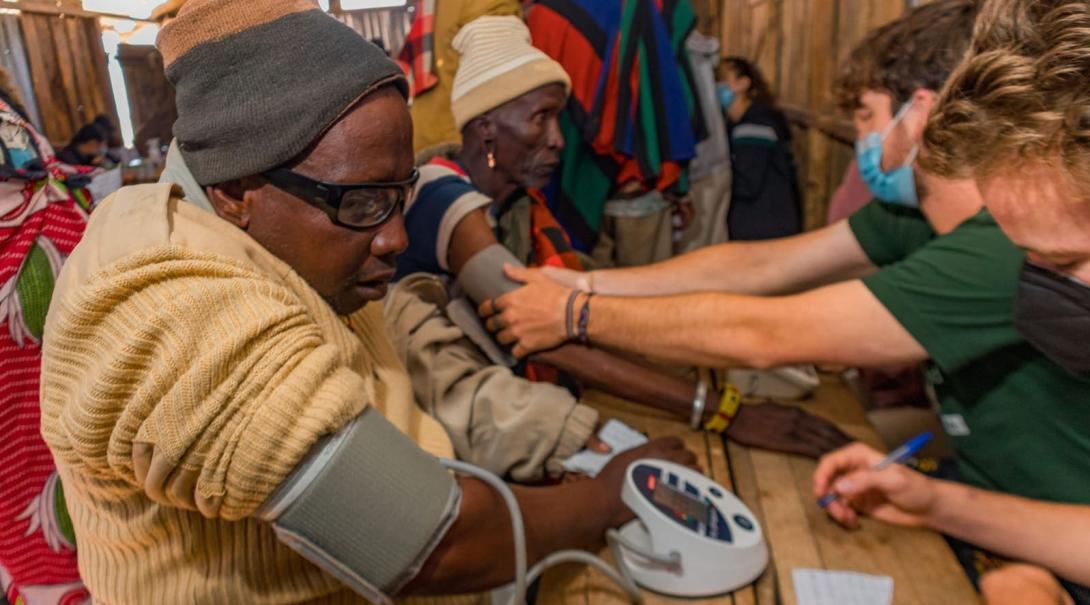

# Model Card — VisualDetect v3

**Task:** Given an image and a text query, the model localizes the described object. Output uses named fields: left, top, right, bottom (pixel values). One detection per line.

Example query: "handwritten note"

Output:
left=562, top=419, right=648, bottom=477
left=792, top=569, right=894, bottom=605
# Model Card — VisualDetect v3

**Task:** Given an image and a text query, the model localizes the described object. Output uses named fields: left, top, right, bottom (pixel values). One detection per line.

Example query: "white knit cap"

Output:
left=450, top=16, right=571, bottom=130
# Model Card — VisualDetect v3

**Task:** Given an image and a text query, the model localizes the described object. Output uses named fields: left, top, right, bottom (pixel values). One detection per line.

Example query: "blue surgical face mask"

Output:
left=855, top=101, right=919, bottom=207
left=717, top=83, right=736, bottom=111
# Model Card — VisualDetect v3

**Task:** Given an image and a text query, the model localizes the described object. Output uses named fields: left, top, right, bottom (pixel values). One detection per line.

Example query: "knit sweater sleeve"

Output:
left=40, top=247, right=369, bottom=521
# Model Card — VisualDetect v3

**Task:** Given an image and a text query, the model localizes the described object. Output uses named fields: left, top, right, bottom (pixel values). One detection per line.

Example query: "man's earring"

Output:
left=487, top=144, right=496, bottom=169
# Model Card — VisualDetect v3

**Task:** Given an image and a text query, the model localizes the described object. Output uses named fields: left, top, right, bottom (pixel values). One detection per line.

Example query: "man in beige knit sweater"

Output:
left=37, top=1, right=695, bottom=603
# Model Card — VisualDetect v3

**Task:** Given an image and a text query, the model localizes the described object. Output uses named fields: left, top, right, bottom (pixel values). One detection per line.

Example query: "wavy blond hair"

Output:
left=921, top=0, right=1090, bottom=190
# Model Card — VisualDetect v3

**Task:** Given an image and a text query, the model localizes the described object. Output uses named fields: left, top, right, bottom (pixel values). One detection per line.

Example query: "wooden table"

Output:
left=537, top=374, right=979, bottom=605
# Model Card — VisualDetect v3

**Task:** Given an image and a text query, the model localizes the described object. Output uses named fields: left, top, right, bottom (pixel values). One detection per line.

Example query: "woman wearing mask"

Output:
left=718, top=57, right=802, bottom=240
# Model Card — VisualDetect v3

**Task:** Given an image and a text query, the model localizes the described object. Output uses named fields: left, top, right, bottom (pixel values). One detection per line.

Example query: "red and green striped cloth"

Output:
left=0, top=98, right=93, bottom=605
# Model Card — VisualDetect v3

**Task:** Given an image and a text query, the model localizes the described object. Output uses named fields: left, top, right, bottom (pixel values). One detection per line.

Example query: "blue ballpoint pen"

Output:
left=817, top=431, right=934, bottom=509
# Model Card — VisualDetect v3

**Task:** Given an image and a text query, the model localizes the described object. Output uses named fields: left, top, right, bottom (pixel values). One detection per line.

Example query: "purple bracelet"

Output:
left=565, top=289, right=580, bottom=340
left=577, top=293, right=594, bottom=344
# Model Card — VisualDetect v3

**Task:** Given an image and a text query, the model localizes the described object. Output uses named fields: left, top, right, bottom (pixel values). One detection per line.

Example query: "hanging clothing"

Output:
left=727, top=101, right=803, bottom=240
left=528, top=0, right=699, bottom=252
left=397, top=0, right=438, bottom=98
left=677, top=31, right=730, bottom=252
left=0, top=98, right=92, bottom=605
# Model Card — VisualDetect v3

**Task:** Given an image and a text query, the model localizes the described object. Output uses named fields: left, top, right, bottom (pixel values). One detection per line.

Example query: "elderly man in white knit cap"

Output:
left=387, top=14, right=850, bottom=473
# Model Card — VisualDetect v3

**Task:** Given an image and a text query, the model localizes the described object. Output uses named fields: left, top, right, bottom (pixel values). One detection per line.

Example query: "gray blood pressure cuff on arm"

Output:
left=257, top=408, right=461, bottom=601
left=446, top=244, right=526, bottom=367
left=456, top=244, right=524, bottom=305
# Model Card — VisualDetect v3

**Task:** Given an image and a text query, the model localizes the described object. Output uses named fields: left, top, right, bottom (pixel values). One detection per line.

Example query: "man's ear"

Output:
left=471, top=114, right=499, bottom=146
left=907, top=88, right=939, bottom=138
left=206, top=181, right=253, bottom=229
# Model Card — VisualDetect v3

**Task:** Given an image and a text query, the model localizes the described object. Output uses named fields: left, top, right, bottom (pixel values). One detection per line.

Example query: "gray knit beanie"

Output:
left=157, top=0, right=407, bottom=186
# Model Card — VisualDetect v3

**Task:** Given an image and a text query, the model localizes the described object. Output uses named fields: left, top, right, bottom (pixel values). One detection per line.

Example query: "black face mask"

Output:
left=1014, top=262, right=1090, bottom=377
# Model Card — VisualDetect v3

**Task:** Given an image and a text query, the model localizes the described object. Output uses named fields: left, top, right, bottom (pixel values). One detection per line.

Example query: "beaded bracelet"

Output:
left=565, top=289, right=581, bottom=340
left=704, top=383, right=742, bottom=433
left=577, top=292, right=595, bottom=344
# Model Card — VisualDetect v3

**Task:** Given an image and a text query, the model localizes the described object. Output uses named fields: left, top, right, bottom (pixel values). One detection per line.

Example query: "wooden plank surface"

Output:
left=540, top=375, right=979, bottom=605
left=728, top=375, right=979, bottom=605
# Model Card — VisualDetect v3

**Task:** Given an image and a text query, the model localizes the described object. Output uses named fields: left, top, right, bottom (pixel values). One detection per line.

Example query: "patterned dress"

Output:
left=0, top=99, right=92, bottom=605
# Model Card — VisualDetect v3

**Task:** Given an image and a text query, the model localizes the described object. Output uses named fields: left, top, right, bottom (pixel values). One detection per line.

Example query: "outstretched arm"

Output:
left=483, top=267, right=928, bottom=369
left=532, top=220, right=876, bottom=298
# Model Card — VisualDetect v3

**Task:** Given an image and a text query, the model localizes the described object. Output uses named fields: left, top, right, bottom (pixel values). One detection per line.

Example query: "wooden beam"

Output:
left=780, top=103, right=855, bottom=145
left=7, top=1, right=153, bottom=22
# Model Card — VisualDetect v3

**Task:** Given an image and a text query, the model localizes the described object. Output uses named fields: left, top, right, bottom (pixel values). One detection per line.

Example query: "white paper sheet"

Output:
left=86, top=167, right=122, bottom=203
left=792, top=569, right=894, bottom=605
left=561, top=419, right=649, bottom=477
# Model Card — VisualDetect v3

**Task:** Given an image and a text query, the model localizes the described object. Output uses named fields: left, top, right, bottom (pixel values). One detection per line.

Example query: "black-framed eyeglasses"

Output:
left=262, top=167, right=420, bottom=229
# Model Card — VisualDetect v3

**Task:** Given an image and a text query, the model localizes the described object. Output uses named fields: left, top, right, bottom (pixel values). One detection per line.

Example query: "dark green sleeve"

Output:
left=861, top=212, right=1027, bottom=372
left=848, top=200, right=936, bottom=266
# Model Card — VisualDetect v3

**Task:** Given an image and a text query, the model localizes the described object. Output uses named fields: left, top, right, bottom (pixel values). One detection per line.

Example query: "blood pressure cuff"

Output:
left=447, top=244, right=526, bottom=367
left=456, top=244, right=525, bottom=305
left=257, top=408, right=461, bottom=601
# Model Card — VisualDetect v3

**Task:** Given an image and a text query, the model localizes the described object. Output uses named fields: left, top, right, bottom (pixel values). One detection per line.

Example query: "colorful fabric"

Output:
left=0, top=99, right=91, bottom=605
left=528, top=0, right=698, bottom=251
left=397, top=0, right=438, bottom=98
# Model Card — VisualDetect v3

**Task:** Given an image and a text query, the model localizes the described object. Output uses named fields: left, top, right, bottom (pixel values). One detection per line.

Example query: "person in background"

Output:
left=56, top=123, right=107, bottom=168
left=0, top=67, right=91, bottom=605
left=816, top=0, right=1090, bottom=602
left=92, top=113, right=138, bottom=166
left=718, top=57, right=802, bottom=240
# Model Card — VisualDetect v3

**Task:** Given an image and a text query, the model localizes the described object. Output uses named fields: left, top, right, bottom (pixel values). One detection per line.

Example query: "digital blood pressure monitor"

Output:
left=616, top=459, right=768, bottom=597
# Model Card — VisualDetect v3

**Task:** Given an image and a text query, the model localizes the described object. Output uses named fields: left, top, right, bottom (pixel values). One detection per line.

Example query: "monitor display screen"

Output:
left=653, top=482, right=708, bottom=521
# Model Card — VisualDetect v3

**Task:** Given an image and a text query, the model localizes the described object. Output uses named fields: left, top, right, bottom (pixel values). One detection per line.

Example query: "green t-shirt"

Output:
left=849, top=201, right=1090, bottom=504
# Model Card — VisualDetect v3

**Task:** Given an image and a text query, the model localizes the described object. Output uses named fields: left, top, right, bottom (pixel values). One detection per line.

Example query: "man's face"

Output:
left=852, top=88, right=921, bottom=171
left=490, top=83, right=566, bottom=189
left=242, top=87, right=412, bottom=315
left=981, top=164, right=1090, bottom=283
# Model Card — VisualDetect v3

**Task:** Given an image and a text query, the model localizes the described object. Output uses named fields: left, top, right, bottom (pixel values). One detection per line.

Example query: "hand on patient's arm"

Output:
left=980, top=565, right=1073, bottom=605
left=403, top=438, right=697, bottom=595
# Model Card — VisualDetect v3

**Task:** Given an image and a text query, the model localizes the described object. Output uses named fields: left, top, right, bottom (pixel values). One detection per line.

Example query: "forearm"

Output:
left=927, top=481, right=1090, bottom=585
left=406, top=477, right=610, bottom=595
left=532, top=344, right=703, bottom=421
left=590, top=222, right=874, bottom=297
left=584, top=293, right=786, bottom=369
left=581, top=283, right=926, bottom=370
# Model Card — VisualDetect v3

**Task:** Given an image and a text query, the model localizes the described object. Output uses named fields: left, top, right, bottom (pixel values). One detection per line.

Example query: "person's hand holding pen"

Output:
left=812, top=434, right=939, bottom=529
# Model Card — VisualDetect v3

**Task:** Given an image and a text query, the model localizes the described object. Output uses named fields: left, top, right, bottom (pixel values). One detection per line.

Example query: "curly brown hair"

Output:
left=920, top=0, right=1090, bottom=190
left=834, top=0, right=979, bottom=111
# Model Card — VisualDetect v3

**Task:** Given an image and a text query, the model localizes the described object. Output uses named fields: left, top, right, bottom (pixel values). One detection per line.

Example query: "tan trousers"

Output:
left=591, top=207, right=674, bottom=268
left=676, top=168, right=731, bottom=253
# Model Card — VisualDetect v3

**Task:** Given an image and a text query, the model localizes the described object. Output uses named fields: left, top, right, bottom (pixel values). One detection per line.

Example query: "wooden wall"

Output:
left=18, top=12, right=117, bottom=146
left=117, top=44, right=177, bottom=154
left=695, top=0, right=912, bottom=228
